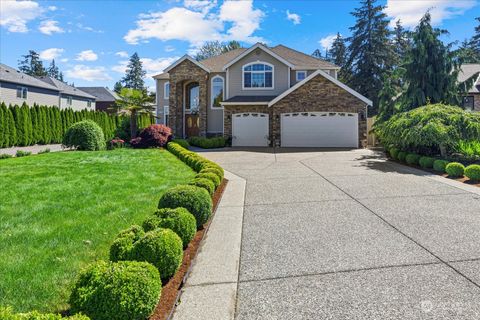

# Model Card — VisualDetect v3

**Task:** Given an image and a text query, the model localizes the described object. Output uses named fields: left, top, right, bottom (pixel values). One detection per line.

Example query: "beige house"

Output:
left=154, top=43, right=372, bottom=148
left=459, top=64, right=480, bottom=111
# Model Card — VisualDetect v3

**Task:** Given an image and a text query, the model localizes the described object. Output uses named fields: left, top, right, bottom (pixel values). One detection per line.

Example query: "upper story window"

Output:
left=211, top=76, right=224, bottom=108
left=87, top=100, right=92, bottom=108
left=164, top=82, right=170, bottom=99
left=16, top=86, right=28, bottom=99
left=243, top=62, right=273, bottom=89
left=296, top=71, right=307, bottom=82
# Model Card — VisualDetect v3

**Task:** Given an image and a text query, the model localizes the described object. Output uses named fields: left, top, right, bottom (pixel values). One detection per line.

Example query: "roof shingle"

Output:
left=0, top=63, right=59, bottom=91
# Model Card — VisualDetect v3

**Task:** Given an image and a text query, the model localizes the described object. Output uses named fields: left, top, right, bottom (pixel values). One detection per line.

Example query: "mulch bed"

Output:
left=150, top=178, right=228, bottom=320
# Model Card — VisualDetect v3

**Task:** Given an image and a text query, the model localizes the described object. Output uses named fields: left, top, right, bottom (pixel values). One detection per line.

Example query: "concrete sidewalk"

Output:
left=0, top=144, right=64, bottom=156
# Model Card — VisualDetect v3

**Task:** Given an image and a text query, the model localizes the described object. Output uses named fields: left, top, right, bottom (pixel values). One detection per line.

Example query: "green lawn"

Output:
left=0, top=149, right=194, bottom=313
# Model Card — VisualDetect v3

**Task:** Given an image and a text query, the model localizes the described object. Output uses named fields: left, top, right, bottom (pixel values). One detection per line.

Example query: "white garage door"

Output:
left=281, top=112, right=358, bottom=147
left=232, top=113, right=269, bottom=147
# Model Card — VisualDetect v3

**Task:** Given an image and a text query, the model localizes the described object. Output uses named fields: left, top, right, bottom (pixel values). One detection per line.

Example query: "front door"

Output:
left=185, top=114, right=200, bottom=137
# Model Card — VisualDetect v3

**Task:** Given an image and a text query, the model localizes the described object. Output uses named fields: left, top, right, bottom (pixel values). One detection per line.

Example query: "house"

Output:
left=0, top=63, right=96, bottom=111
left=153, top=43, right=372, bottom=148
left=459, top=64, right=480, bottom=111
left=77, top=87, right=120, bottom=113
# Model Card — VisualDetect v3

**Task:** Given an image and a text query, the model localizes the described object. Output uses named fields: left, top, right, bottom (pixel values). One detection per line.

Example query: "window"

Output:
left=462, top=96, right=474, bottom=111
left=16, top=86, right=27, bottom=99
left=243, top=62, right=273, bottom=89
left=164, top=82, right=170, bottom=99
left=66, top=96, right=72, bottom=106
left=87, top=100, right=92, bottom=108
left=185, top=82, right=199, bottom=111
left=296, top=71, right=307, bottom=82
left=211, top=76, right=224, bottom=108
left=164, top=106, right=169, bottom=126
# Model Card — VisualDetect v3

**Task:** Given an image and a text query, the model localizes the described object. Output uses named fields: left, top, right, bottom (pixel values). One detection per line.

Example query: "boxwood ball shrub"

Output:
left=397, top=151, right=407, bottom=162
left=405, top=153, right=421, bottom=165
left=433, top=159, right=449, bottom=173
left=0, top=306, right=90, bottom=319
left=465, top=164, right=480, bottom=181
left=131, top=228, right=183, bottom=280
left=200, top=167, right=224, bottom=181
left=63, top=120, right=106, bottom=151
left=110, top=225, right=145, bottom=262
left=445, top=162, right=465, bottom=178
left=69, top=260, right=161, bottom=320
left=189, top=177, right=215, bottom=196
left=419, top=156, right=435, bottom=169
left=142, top=208, right=196, bottom=248
left=158, top=185, right=212, bottom=228
left=389, top=147, right=399, bottom=160
left=196, top=172, right=220, bottom=188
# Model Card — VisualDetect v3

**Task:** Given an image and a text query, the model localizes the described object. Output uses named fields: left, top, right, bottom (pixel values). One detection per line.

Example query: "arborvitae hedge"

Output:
left=0, top=103, right=154, bottom=148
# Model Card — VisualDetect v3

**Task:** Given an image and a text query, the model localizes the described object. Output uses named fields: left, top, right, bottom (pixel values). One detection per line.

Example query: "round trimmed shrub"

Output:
left=110, top=225, right=145, bottom=261
left=142, top=208, right=196, bottom=248
left=63, top=120, right=105, bottom=151
left=69, top=260, right=161, bottom=320
left=433, top=159, right=449, bottom=173
left=131, top=228, right=183, bottom=280
left=389, top=147, right=399, bottom=159
left=465, top=164, right=480, bottom=181
left=419, top=156, right=435, bottom=169
left=397, top=151, right=407, bottom=162
left=189, top=178, right=215, bottom=196
left=405, top=153, right=421, bottom=165
left=200, top=167, right=224, bottom=181
left=159, top=185, right=212, bottom=228
left=445, top=162, right=465, bottom=177
left=196, top=172, right=220, bottom=188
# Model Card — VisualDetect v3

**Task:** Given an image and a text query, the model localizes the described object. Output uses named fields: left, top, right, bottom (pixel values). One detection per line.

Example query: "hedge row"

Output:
left=0, top=306, right=90, bottom=320
left=187, top=136, right=226, bottom=149
left=0, top=102, right=153, bottom=148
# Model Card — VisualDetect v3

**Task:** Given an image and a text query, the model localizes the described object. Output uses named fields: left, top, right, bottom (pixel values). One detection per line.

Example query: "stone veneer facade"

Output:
left=224, top=74, right=368, bottom=147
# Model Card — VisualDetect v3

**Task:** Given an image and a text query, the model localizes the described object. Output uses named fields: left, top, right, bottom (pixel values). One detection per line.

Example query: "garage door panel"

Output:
left=281, top=112, right=358, bottom=148
left=232, top=113, right=269, bottom=147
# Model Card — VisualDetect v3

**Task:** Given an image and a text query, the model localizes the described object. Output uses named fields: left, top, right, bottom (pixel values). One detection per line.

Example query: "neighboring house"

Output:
left=37, top=76, right=96, bottom=111
left=459, top=64, right=480, bottom=111
left=77, top=87, right=120, bottom=113
left=153, top=43, right=372, bottom=148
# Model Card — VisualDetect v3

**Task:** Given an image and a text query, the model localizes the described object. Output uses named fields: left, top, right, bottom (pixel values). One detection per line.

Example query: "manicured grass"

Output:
left=0, top=149, right=195, bottom=313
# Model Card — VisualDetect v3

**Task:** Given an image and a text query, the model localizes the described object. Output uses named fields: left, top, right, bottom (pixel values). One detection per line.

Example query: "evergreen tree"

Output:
left=6, top=107, right=16, bottom=147
left=329, top=33, right=347, bottom=68
left=392, top=20, right=411, bottom=66
left=30, top=105, right=40, bottom=144
left=0, top=103, right=5, bottom=147
left=44, top=107, right=52, bottom=144
left=114, top=81, right=123, bottom=94
left=122, top=53, right=146, bottom=91
left=18, top=50, right=47, bottom=76
left=47, top=59, right=63, bottom=80
left=344, top=0, right=394, bottom=115
left=12, top=105, right=26, bottom=146
left=470, top=17, right=480, bottom=57
left=21, top=103, right=33, bottom=145
left=456, top=17, right=480, bottom=63
left=311, top=49, right=323, bottom=59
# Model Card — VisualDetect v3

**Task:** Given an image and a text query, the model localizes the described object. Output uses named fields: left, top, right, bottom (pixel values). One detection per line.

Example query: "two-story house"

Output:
left=154, top=43, right=372, bottom=148
left=459, top=64, right=480, bottom=111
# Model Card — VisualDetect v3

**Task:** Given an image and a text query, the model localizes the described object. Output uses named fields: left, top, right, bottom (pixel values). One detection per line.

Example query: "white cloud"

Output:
left=219, top=0, right=264, bottom=43
left=319, top=34, right=337, bottom=50
left=286, top=10, right=301, bottom=25
left=112, top=56, right=179, bottom=77
left=165, top=45, right=175, bottom=52
left=76, top=50, right=98, bottom=61
left=39, top=48, right=64, bottom=60
left=76, top=23, right=103, bottom=33
left=48, top=6, right=57, bottom=11
left=184, top=0, right=217, bottom=14
left=65, top=65, right=112, bottom=81
left=39, top=20, right=64, bottom=35
left=115, top=51, right=129, bottom=58
left=60, top=58, right=69, bottom=63
left=0, top=0, right=43, bottom=32
left=384, top=0, right=476, bottom=28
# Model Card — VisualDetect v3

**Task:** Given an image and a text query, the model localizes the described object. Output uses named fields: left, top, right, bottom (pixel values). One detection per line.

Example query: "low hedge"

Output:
left=189, top=177, right=215, bottom=196
left=158, top=185, right=212, bottom=228
left=465, top=164, right=480, bottom=181
left=405, top=153, right=421, bottom=165
left=433, top=159, right=449, bottom=173
left=397, top=151, right=407, bottom=162
left=70, top=260, right=161, bottom=320
left=200, top=167, right=224, bottom=181
left=142, top=208, right=196, bottom=249
left=109, top=225, right=145, bottom=262
left=445, top=162, right=465, bottom=177
left=389, top=147, right=399, bottom=160
left=171, top=139, right=189, bottom=149
left=196, top=172, right=220, bottom=188
left=188, top=136, right=226, bottom=149
left=419, top=156, right=435, bottom=169
left=167, top=142, right=224, bottom=177
left=0, top=307, right=90, bottom=320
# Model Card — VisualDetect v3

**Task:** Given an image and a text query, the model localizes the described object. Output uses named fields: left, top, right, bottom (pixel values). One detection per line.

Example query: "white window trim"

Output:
left=163, top=106, right=169, bottom=125
left=17, top=86, right=28, bottom=99
left=164, top=82, right=170, bottom=100
left=66, top=96, right=72, bottom=106
left=210, top=75, right=225, bottom=109
left=296, top=70, right=307, bottom=82
left=242, top=61, right=274, bottom=90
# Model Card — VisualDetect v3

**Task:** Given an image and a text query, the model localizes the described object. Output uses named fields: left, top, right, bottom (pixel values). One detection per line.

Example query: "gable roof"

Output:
left=270, top=45, right=339, bottom=70
left=0, top=63, right=59, bottom=91
left=268, top=69, right=372, bottom=107
left=163, top=54, right=210, bottom=73
left=77, top=87, right=120, bottom=101
left=222, top=43, right=294, bottom=70
left=459, top=64, right=480, bottom=93
left=200, top=48, right=247, bottom=72
left=37, top=77, right=96, bottom=99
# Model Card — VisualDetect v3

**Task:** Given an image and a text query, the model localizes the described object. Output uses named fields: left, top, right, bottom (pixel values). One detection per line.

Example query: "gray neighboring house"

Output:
left=459, top=64, right=480, bottom=111
left=153, top=43, right=372, bottom=148
left=77, top=87, right=120, bottom=113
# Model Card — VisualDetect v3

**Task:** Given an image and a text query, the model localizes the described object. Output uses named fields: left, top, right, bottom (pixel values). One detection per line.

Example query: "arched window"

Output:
left=242, top=62, right=274, bottom=89
left=211, top=76, right=224, bottom=108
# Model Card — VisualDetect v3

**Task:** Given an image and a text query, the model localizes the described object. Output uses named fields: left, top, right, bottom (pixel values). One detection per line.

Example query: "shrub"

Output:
left=38, top=148, right=50, bottom=154
left=189, top=178, right=215, bottom=196
left=130, top=228, right=183, bottom=280
left=70, top=260, right=161, bottom=320
left=15, top=150, right=31, bottom=157
left=405, top=153, right=421, bottom=165
left=110, top=225, right=145, bottom=262
left=108, top=138, right=125, bottom=150
left=419, top=156, right=435, bottom=169
left=0, top=153, right=13, bottom=159
left=196, top=172, right=220, bottom=188
left=130, top=124, right=171, bottom=148
left=465, top=164, right=480, bottom=181
left=433, top=160, right=449, bottom=173
left=445, top=162, right=465, bottom=177
left=0, top=306, right=90, bottom=319
left=158, top=185, right=212, bottom=228
left=188, top=136, right=226, bottom=149
left=142, top=208, right=196, bottom=248
left=172, top=139, right=189, bottom=149
left=455, top=140, right=480, bottom=159
left=200, top=167, right=224, bottom=181
left=397, top=151, right=407, bottom=162
left=63, top=120, right=105, bottom=151
left=389, top=147, right=399, bottom=159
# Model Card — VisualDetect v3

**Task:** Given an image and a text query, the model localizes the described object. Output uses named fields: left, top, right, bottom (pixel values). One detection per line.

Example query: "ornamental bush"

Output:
left=130, top=228, right=183, bottom=280
left=0, top=306, right=90, bottom=320
left=69, top=260, right=161, bottom=320
left=188, top=136, right=226, bottom=149
left=189, top=178, right=215, bottom=196
left=433, top=160, right=449, bottom=173
left=465, top=164, right=480, bottom=181
left=196, top=172, right=220, bottom=188
left=63, top=120, right=105, bottom=151
left=419, top=156, right=435, bottom=169
left=130, top=124, right=171, bottom=148
left=15, top=150, right=31, bottom=157
left=110, top=225, right=145, bottom=262
left=200, top=167, right=224, bottom=181
left=142, top=208, right=196, bottom=248
left=171, top=139, right=189, bottom=149
left=397, top=151, right=407, bottom=162
left=445, top=162, right=465, bottom=177
left=389, top=147, right=399, bottom=159
left=405, top=153, right=421, bottom=165
left=158, top=185, right=212, bottom=228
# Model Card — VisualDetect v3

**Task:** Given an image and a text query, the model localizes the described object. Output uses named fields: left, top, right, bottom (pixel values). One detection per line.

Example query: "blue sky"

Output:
left=1, top=0, right=478, bottom=91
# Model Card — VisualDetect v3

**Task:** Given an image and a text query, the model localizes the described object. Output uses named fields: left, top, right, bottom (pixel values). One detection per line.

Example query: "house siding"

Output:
left=60, top=95, right=95, bottom=111
left=207, top=72, right=225, bottom=133
left=156, top=79, right=170, bottom=124
left=0, top=81, right=59, bottom=106
left=289, top=69, right=336, bottom=86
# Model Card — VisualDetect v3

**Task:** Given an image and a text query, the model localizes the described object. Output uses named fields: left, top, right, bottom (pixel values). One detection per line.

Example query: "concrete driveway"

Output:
left=199, top=148, right=480, bottom=319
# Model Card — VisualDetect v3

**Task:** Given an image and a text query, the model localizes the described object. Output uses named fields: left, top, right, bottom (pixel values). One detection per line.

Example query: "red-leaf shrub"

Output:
left=130, top=124, right=172, bottom=148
